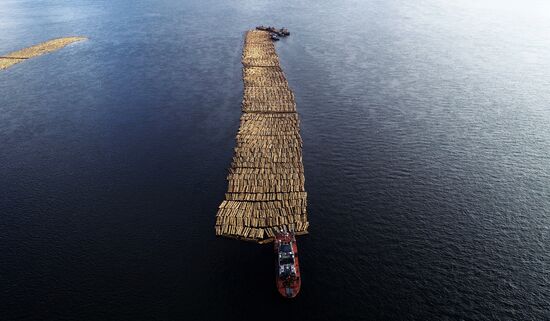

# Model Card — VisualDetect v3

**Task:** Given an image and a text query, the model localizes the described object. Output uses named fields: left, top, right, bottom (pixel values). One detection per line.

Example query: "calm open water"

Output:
left=1, top=0, right=550, bottom=320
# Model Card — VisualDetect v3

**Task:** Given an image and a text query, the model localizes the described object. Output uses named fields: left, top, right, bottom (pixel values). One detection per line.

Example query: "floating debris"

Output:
left=215, top=30, right=308, bottom=243
left=0, top=37, right=86, bottom=70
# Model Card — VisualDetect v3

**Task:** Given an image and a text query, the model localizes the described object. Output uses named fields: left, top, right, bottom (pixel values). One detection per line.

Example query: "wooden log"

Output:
left=215, top=30, right=309, bottom=243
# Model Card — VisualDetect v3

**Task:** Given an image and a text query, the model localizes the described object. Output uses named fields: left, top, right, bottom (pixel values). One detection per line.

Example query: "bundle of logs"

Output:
left=215, top=30, right=308, bottom=243
left=0, top=37, right=86, bottom=70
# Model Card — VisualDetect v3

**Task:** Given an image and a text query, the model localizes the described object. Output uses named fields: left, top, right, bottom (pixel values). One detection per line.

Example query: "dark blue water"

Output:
left=2, top=0, right=550, bottom=320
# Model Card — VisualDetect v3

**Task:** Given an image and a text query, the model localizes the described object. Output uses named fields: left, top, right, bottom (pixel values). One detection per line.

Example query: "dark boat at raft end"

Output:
left=274, top=231, right=301, bottom=298
left=256, top=25, right=290, bottom=39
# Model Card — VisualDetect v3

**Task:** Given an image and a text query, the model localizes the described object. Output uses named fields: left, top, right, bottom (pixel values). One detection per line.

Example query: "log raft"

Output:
left=0, top=37, right=86, bottom=70
left=215, top=30, right=308, bottom=244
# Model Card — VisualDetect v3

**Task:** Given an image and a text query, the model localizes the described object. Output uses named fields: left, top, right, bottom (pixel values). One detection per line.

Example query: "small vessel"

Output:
left=274, top=231, right=301, bottom=298
left=255, top=26, right=290, bottom=40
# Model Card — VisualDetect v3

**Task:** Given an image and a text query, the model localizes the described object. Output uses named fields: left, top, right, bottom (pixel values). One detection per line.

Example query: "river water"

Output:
left=2, top=0, right=550, bottom=320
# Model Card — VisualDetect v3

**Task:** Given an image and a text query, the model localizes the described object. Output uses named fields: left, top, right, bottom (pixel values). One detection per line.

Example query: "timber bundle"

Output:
left=215, top=30, right=308, bottom=243
left=0, top=37, right=86, bottom=70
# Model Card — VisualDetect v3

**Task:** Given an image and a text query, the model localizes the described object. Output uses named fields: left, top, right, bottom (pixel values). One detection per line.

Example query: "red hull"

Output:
left=274, top=232, right=301, bottom=298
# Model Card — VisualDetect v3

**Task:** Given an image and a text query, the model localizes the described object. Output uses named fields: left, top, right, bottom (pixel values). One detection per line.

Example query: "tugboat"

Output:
left=255, top=26, right=290, bottom=41
left=274, top=230, right=301, bottom=298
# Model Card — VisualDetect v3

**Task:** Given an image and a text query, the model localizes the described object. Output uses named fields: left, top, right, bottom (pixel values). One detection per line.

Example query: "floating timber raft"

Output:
left=0, top=37, right=86, bottom=71
left=215, top=30, right=309, bottom=244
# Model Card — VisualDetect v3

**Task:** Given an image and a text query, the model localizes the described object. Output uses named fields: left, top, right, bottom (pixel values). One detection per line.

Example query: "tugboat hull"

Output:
left=274, top=232, right=301, bottom=298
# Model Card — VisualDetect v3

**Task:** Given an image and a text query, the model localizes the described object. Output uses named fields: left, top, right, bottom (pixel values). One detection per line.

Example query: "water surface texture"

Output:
left=2, top=0, right=550, bottom=320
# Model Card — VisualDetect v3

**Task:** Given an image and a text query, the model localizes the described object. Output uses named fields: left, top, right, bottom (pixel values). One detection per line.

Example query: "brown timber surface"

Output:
left=0, top=37, right=86, bottom=70
left=215, top=30, right=309, bottom=243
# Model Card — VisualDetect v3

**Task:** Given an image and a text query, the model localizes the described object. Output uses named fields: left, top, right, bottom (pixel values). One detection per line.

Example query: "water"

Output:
left=2, top=0, right=550, bottom=319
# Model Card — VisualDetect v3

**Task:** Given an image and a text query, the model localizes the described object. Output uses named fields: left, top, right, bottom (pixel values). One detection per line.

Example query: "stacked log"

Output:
left=0, top=37, right=86, bottom=70
left=215, top=30, right=308, bottom=243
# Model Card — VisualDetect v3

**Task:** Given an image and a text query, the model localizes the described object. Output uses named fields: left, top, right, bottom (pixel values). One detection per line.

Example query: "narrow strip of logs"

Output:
left=0, top=37, right=86, bottom=70
left=215, top=30, right=308, bottom=243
